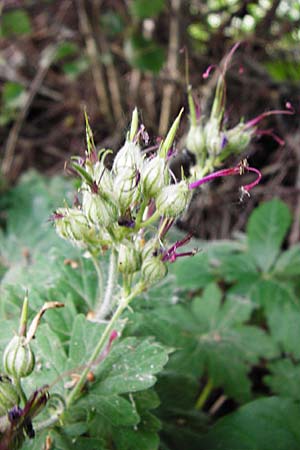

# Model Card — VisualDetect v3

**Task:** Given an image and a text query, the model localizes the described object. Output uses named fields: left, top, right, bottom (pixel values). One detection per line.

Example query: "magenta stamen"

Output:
left=168, top=250, right=197, bottom=263
left=162, top=234, right=193, bottom=262
left=241, top=166, right=262, bottom=192
left=159, top=218, right=175, bottom=239
left=188, top=167, right=239, bottom=190
left=245, top=109, right=294, bottom=129
left=223, top=41, right=241, bottom=73
left=203, top=64, right=217, bottom=79
left=188, top=163, right=262, bottom=195
left=256, top=129, right=285, bottom=146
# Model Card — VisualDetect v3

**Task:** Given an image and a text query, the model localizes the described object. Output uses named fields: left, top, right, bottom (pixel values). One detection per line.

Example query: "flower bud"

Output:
left=141, top=256, right=168, bottom=285
left=225, top=123, right=252, bottom=154
left=55, top=208, right=90, bottom=245
left=141, top=238, right=159, bottom=260
left=82, top=191, right=118, bottom=228
left=156, top=181, right=191, bottom=217
left=142, top=157, right=167, bottom=198
left=118, top=243, right=141, bottom=274
left=113, top=142, right=143, bottom=176
left=92, top=161, right=114, bottom=194
left=204, top=118, right=222, bottom=156
left=186, top=125, right=205, bottom=157
left=114, top=169, right=141, bottom=211
left=3, top=336, right=35, bottom=379
left=0, top=376, right=20, bottom=416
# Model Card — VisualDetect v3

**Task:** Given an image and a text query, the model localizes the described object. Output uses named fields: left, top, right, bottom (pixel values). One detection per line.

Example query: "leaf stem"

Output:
left=195, top=378, right=213, bottom=410
left=94, top=249, right=117, bottom=321
left=66, top=283, right=144, bottom=408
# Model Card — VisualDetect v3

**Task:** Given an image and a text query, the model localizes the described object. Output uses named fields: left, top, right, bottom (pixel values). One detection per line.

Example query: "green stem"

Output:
left=134, top=199, right=149, bottom=228
left=138, top=210, right=161, bottom=230
left=34, top=412, right=61, bottom=432
left=95, top=249, right=117, bottom=321
left=188, top=85, right=197, bottom=126
left=90, top=251, right=104, bottom=310
left=13, top=377, right=27, bottom=406
left=66, top=283, right=144, bottom=408
left=195, top=378, right=213, bottom=410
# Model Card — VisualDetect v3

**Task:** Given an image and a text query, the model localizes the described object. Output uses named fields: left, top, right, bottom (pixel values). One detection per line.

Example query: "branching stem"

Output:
left=66, top=283, right=144, bottom=408
left=95, top=250, right=117, bottom=321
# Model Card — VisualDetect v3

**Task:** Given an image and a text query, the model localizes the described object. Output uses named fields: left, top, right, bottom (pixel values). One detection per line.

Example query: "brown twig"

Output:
left=158, top=0, right=181, bottom=136
left=76, top=0, right=112, bottom=122
left=1, top=45, right=57, bottom=179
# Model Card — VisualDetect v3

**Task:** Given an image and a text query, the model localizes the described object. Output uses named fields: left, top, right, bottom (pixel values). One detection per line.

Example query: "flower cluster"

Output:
left=186, top=43, right=293, bottom=177
left=53, top=109, right=197, bottom=287
left=53, top=106, right=263, bottom=291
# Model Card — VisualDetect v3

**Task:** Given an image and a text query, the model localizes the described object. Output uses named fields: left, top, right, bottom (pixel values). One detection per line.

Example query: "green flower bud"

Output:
left=3, top=336, right=35, bottom=379
left=92, top=161, right=114, bottom=194
left=114, top=169, right=141, bottom=211
left=0, top=376, right=20, bottom=416
left=113, top=142, right=143, bottom=175
left=186, top=125, right=205, bottom=157
left=225, top=123, right=252, bottom=154
left=55, top=208, right=90, bottom=245
left=142, top=157, right=167, bottom=198
left=118, top=243, right=141, bottom=274
left=141, top=256, right=168, bottom=285
left=204, top=118, right=222, bottom=156
left=82, top=191, right=117, bottom=228
left=141, top=238, right=159, bottom=260
left=156, top=181, right=191, bottom=217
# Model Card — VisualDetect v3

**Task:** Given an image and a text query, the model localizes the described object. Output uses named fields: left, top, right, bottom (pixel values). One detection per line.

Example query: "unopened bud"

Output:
left=204, top=118, right=222, bottom=156
left=225, top=123, right=253, bottom=154
left=3, top=336, right=35, bottom=379
left=118, top=243, right=141, bottom=274
left=114, top=169, right=141, bottom=211
left=156, top=181, right=191, bottom=217
left=186, top=125, right=205, bottom=157
left=113, top=142, right=143, bottom=176
left=142, top=157, right=167, bottom=198
left=0, top=376, right=20, bottom=415
left=82, top=191, right=117, bottom=228
left=141, top=256, right=167, bottom=285
left=55, top=208, right=90, bottom=245
left=91, top=161, right=114, bottom=194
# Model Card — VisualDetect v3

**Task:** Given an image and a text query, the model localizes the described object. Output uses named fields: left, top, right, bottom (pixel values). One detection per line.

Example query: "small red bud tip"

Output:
left=285, top=101, right=295, bottom=113
left=202, top=64, right=216, bottom=79
left=109, top=330, right=119, bottom=343
left=238, top=65, right=244, bottom=74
